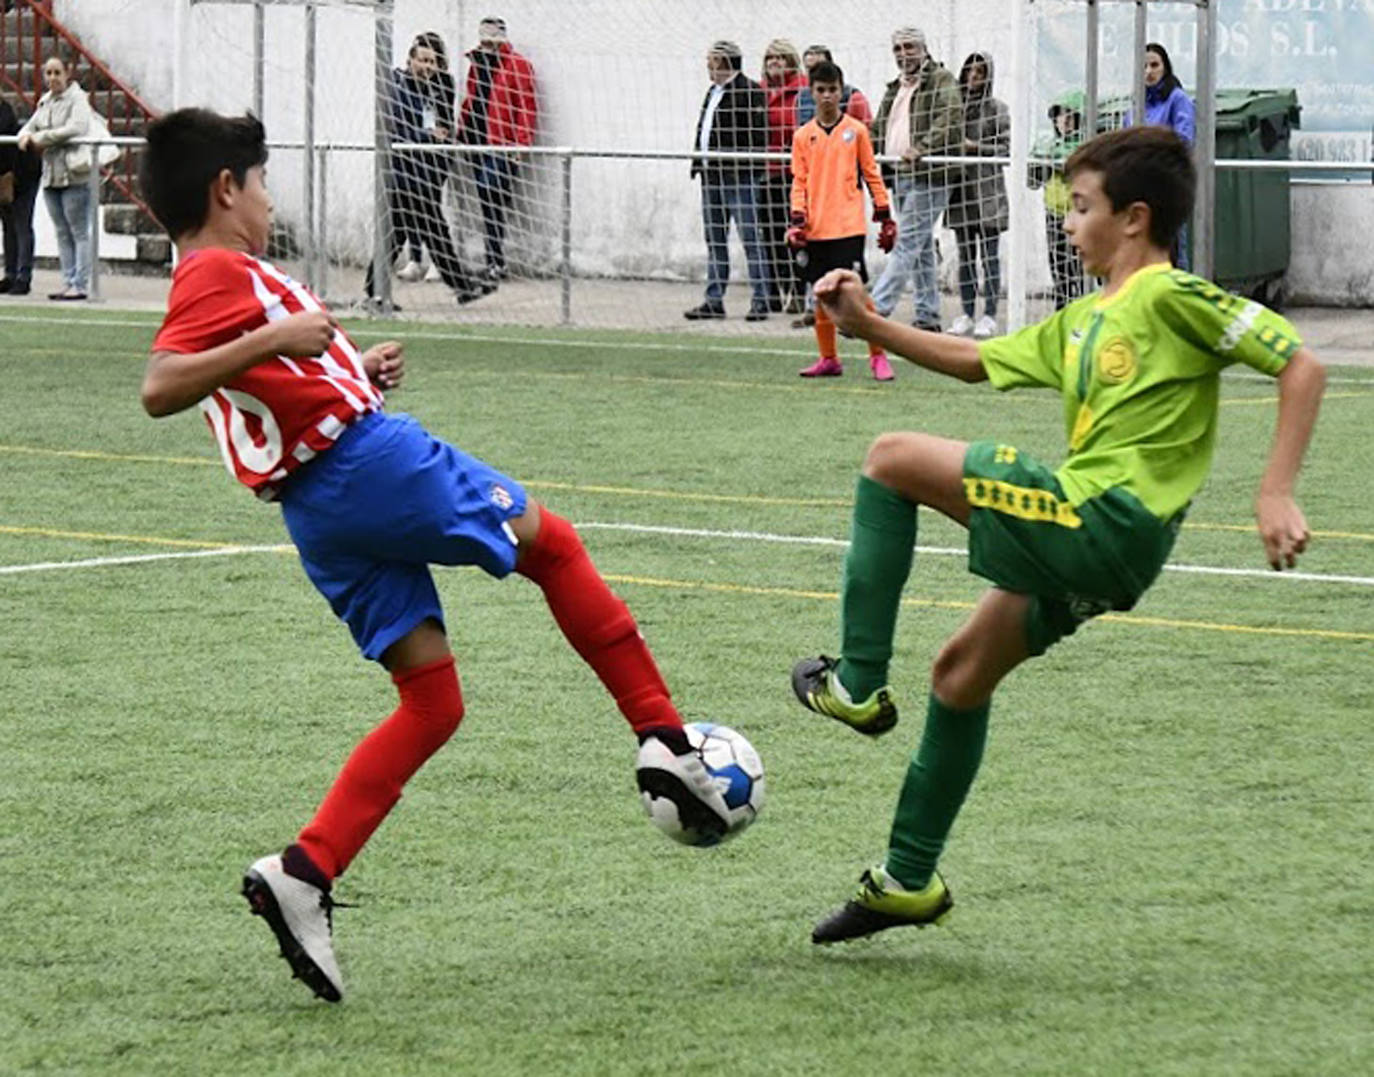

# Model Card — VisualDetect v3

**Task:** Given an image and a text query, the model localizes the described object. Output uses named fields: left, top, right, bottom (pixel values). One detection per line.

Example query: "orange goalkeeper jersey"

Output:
left=790, top=113, right=890, bottom=241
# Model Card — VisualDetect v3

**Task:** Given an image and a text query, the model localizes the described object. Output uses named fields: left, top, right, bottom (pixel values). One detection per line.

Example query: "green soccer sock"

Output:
left=834, top=475, right=917, bottom=701
left=884, top=694, right=991, bottom=890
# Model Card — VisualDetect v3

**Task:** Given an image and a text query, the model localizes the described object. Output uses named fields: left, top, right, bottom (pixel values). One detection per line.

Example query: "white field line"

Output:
left=578, top=521, right=1374, bottom=586
left=0, top=544, right=290, bottom=575
left=2, top=521, right=1372, bottom=587
left=3, top=312, right=1374, bottom=378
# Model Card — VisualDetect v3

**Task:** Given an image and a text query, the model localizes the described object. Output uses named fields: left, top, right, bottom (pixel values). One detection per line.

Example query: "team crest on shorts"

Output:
left=1097, top=336, right=1137, bottom=384
left=490, top=483, right=514, bottom=510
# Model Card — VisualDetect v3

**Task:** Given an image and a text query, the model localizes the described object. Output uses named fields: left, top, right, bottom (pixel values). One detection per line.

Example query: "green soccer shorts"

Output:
left=962, top=440, right=1183, bottom=655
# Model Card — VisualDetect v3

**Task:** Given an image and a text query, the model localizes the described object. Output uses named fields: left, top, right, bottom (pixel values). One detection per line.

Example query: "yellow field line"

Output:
left=525, top=479, right=846, bottom=508
left=1220, top=389, right=1373, bottom=408
left=603, top=572, right=1374, bottom=643
left=3, top=441, right=1372, bottom=540
left=0, top=524, right=232, bottom=548
left=0, top=443, right=218, bottom=467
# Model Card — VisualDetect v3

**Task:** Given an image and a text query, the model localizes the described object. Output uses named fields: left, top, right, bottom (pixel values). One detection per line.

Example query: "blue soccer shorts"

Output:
left=279, top=411, right=528, bottom=661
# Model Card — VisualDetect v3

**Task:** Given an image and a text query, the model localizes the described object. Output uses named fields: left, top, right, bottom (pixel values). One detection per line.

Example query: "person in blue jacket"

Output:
left=1130, top=42, right=1195, bottom=267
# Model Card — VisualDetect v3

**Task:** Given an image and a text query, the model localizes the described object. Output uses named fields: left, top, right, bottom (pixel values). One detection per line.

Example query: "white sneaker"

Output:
left=242, top=854, right=345, bottom=1002
left=948, top=314, right=975, bottom=336
left=423, top=264, right=442, bottom=283
left=395, top=260, right=423, bottom=283
left=635, top=729, right=731, bottom=845
left=973, top=314, right=998, bottom=339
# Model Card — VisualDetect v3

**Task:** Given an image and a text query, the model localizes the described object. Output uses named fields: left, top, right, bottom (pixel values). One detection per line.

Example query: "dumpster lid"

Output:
left=1215, top=89, right=1301, bottom=130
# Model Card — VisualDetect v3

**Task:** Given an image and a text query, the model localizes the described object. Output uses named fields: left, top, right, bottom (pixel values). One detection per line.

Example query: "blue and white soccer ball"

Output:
left=637, top=722, right=765, bottom=847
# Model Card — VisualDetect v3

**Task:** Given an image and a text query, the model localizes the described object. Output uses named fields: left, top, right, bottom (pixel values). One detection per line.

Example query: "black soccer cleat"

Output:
left=812, top=866, right=953, bottom=945
left=791, top=655, right=898, bottom=736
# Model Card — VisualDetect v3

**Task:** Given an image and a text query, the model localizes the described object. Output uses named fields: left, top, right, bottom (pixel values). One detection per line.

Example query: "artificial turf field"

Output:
left=1, top=309, right=1371, bottom=1075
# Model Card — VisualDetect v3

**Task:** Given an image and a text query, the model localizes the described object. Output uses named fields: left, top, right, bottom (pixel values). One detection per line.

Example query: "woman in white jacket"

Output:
left=17, top=55, right=92, bottom=300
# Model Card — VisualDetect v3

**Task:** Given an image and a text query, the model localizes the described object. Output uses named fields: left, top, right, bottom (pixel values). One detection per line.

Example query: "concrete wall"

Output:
left=50, top=0, right=1374, bottom=305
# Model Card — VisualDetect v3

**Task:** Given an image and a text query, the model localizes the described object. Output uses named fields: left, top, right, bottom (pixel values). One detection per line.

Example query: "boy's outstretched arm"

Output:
left=142, top=310, right=337, bottom=417
left=1255, top=346, right=1325, bottom=570
left=814, top=270, right=987, bottom=383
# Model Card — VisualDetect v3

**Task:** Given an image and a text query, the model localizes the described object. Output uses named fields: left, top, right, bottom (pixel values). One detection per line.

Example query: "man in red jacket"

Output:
left=458, top=16, right=537, bottom=283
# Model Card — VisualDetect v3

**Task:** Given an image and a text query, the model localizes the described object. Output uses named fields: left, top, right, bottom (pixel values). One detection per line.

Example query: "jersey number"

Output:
left=202, top=389, right=284, bottom=476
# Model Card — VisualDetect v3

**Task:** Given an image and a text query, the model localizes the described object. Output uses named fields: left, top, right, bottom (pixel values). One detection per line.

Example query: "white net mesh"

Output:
left=167, top=0, right=1210, bottom=330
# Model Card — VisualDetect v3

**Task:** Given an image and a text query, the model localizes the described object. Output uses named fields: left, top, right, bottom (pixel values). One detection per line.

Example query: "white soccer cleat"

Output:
left=635, top=729, right=732, bottom=845
left=973, top=314, right=998, bottom=339
left=423, top=263, right=442, bottom=283
left=395, top=259, right=424, bottom=283
left=242, top=854, right=345, bottom=1002
left=948, top=314, right=975, bottom=336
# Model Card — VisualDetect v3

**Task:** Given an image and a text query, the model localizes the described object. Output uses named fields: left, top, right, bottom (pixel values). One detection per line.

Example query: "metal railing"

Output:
left=2, top=135, right=1370, bottom=312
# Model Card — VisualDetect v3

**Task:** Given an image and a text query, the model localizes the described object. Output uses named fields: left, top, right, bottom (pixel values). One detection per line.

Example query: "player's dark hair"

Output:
left=1065, top=126, right=1195, bottom=249
left=141, top=108, right=268, bottom=240
left=809, top=61, right=843, bottom=88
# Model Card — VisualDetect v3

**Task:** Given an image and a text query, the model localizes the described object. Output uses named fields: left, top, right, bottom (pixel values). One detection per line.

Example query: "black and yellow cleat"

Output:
left=791, top=655, right=898, bottom=736
left=812, top=866, right=953, bottom=945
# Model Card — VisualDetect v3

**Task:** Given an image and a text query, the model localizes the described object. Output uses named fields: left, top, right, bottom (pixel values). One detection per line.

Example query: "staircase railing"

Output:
left=0, top=0, right=158, bottom=226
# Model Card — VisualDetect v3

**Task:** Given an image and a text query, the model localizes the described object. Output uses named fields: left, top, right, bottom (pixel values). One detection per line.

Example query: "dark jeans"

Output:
left=367, top=175, right=475, bottom=296
left=473, top=153, right=517, bottom=273
left=701, top=178, right=769, bottom=306
left=756, top=173, right=798, bottom=301
left=1045, top=210, right=1084, bottom=310
left=1, top=180, right=38, bottom=284
left=954, top=227, right=1001, bottom=318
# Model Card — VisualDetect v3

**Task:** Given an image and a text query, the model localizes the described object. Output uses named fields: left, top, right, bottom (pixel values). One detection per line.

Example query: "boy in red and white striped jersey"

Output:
left=140, top=109, right=731, bottom=1003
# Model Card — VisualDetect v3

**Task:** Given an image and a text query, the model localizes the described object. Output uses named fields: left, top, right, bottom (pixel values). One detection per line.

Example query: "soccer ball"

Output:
left=637, top=722, right=765, bottom=847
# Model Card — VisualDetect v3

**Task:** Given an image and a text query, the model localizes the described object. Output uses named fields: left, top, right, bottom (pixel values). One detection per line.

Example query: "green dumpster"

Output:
left=1213, top=89, right=1301, bottom=307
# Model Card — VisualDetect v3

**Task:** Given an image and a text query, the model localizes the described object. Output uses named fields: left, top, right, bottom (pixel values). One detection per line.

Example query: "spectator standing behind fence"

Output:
left=685, top=40, right=771, bottom=322
left=398, top=31, right=457, bottom=285
left=795, top=45, right=873, bottom=128
left=17, top=55, right=92, bottom=301
left=1028, top=95, right=1085, bottom=310
left=1128, top=42, right=1195, bottom=269
left=792, top=45, right=873, bottom=327
left=0, top=94, right=40, bottom=295
left=945, top=52, right=1009, bottom=340
left=759, top=39, right=807, bottom=316
left=368, top=33, right=489, bottom=307
left=868, top=27, right=962, bottom=332
left=458, top=16, right=537, bottom=284
left=789, top=61, right=896, bottom=383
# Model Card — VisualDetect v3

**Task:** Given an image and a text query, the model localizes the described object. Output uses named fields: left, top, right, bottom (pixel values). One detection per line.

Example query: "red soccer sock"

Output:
left=864, top=298, right=884, bottom=356
left=517, top=509, right=682, bottom=737
left=292, top=655, right=464, bottom=883
left=814, top=305, right=839, bottom=359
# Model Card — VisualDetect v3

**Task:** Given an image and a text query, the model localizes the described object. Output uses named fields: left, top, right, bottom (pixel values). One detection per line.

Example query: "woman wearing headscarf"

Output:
left=945, top=51, right=1009, bottom=338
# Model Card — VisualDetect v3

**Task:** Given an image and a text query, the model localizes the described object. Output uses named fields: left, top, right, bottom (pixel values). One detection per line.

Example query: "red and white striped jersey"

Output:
left=152, top=248, right=384, bottom=500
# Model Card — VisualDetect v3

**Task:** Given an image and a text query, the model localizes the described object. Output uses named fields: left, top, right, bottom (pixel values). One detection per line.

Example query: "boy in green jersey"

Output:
left=792, top=125, right=1326, bottom=943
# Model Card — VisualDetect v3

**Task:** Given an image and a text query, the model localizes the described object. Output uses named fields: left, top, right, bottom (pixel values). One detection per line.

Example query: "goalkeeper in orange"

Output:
left=790, top=61, right=898, bottom=381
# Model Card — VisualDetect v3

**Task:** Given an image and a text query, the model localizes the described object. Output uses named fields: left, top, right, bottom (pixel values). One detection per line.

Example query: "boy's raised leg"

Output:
left=793, top=434, right=970, bottom=735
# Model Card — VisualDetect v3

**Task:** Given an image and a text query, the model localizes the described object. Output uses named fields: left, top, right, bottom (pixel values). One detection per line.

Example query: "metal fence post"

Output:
left=316, top=146, right=329, bottom=301
left=561, top=151, right=572, bottom=326
left=1193, top=0, right=1217, bottom=280
left=87, top=158, right=102, bottom=301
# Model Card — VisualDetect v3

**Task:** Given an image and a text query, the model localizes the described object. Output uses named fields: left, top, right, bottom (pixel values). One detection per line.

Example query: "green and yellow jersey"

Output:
left=978, top=263, right=1302, bottom=522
